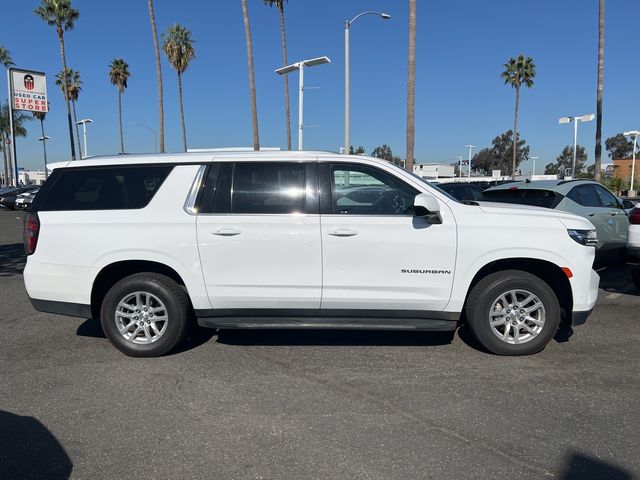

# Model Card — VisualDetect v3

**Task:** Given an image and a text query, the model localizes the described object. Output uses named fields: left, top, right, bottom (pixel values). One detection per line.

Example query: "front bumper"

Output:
left=571, top=307, right=594, bottom=326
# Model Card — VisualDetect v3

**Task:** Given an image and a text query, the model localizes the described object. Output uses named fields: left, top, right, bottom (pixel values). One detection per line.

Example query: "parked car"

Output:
left=15, top=189, right=39, bottom=211
left=0, top=187, right=39, bottom=210
left=437, top=182, right=485, bottom=202
left=627, top=207, right=640, bottom=290
left=483, top=180, right=629, bottom=261
left=24, top=151, right=599, bottom=357
left=620, top=197, right=638, bottom=215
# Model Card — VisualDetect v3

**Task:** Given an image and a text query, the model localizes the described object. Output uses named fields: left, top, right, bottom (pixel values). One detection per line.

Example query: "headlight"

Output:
left=567, top=229, right=597, bottom=247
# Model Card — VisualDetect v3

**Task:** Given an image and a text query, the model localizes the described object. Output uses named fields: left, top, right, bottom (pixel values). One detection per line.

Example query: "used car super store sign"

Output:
left=10, top=69, right=48, bottom=112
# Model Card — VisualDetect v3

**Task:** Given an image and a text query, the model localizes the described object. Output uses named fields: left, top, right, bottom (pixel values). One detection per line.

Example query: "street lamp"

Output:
left=457, top=156, right=463, bottom=179
left=559, top=113, right=594, bottom=178
left=75, top=118, right=93, bottom=158
left=131, top=123, right=158, bottom=153
left=38, top=135, right=51, bottom=180
left=624, top=130, right=639, bottom=196
left=530, top=156, right=539, bottom=177
left=344, top=10, right=391, bottom=154
left=276, top=56, right=331, bottom=151
left=465, top=145, right=475, bottom=182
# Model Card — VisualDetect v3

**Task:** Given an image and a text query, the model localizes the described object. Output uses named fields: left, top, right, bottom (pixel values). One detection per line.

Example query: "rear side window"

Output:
left=482, top=189, right=560, bottom=208
left=567, top=185, right=601, bottom=208
left=38, top=165, right=173, bottom=211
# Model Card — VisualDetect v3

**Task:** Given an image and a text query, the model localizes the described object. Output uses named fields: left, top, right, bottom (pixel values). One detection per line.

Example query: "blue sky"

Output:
left=4, top=0, right=639, bottom=173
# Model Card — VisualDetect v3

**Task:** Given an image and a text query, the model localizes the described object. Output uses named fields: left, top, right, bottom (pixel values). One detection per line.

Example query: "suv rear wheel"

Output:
left=100, top=273, right=191, bottom=357
left=465, top=270, right=560, bottom=355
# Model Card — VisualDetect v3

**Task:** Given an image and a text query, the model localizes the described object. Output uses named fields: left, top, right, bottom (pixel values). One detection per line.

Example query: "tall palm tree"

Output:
left=162, top=24, right=196, bottom=152
left=32, top=109, right=49, bottom=178
left=0, top=46, right=14, bottom=185
left=108, top=59, right=131, bottom=154
left=34, top=0, right=79, bottom=161
left=264, top=0, right=291, bottom=150
left=405, top=0, right=416, bottom=172
left=241, top=0, right=260, bottom=150
left=56, top=68, right=83, bottom=158
left=594, top=0, right=605, bottom=182
left=148, top=0, right=165, bottom=153
left=0, top=103, right=31, bottom=186
left=501, top=54, right=536, bottom=180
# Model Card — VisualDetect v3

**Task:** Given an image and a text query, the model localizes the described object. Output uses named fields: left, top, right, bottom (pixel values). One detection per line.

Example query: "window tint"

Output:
left=330, top=164, right=418, bottom=215
left=482, top=189, right=560, bottom=208
left=594, top=185, right=620, bottom=208
left=231, top=162, right=306, bottom=214
left=567, top=185, right=601, bottom=208
left=39, top=166, right=172, bottom=211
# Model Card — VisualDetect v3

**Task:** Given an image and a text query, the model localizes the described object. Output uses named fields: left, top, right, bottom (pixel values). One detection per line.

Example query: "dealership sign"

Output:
left=10, top=69, right=48, bottom=112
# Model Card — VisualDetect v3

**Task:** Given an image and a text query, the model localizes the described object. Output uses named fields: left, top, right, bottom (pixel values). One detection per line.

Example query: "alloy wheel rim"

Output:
left=488, top=289, right=545, bottom=345
left=115, top=291, right=168, bottom=344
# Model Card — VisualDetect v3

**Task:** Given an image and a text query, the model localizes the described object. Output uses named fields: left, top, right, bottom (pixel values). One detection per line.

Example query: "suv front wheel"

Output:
left=100, top=273, right=191, bottom=357
left=465, top=270, right=560, bottom=355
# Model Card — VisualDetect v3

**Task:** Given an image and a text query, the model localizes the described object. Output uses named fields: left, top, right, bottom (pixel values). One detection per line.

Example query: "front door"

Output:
left=196, top=161, right=322, bottom=310
left=318, top=162, right=456, bottom=312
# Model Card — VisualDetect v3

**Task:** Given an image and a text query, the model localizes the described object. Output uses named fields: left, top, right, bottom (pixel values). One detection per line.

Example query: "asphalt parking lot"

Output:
left=0, top=209, right=639, bottom=480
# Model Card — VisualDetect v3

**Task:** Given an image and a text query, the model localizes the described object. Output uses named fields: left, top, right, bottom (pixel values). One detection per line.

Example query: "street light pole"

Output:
left=457, top=156, right=463, bottom=179
left=38, top=135, right=51, bottom=180
left=276, top=56, right=331, bottom=151
left=559, top=113, right=594, bottom=178
left=530, top=156, right=539, bottom=177
left=344, top=11, right=391, bottom=154
left=131, top=123, right=158, bottom=153
left=76, top=119, right=93, bottom=158
left=624, top=130, right=639, bottom=195
left=465, top=145, right=475, bottom=182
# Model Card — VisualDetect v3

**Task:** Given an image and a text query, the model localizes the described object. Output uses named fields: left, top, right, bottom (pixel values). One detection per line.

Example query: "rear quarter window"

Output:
left=37, top=165, right=173, bottom=211
left=482, top=188, right=561, bottom=208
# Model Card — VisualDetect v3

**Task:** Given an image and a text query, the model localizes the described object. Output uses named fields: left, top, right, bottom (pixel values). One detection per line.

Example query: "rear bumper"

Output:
left=29, top=296, right=92, bottom=319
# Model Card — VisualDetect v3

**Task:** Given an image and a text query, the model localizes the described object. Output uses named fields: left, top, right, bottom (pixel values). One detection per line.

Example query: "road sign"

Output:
left=10, top=68, right=48, bottom=112
left=492, top=170, right=501, bottom=179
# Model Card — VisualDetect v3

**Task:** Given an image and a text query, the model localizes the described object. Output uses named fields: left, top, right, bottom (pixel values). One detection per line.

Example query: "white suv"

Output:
left=23, top=151, right=600, bottom=356
left=627, top=207, right=640, bottom=289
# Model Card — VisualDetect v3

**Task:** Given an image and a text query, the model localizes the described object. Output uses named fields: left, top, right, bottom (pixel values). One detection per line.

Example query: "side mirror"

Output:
left=414, top=193, right=440, bottom=218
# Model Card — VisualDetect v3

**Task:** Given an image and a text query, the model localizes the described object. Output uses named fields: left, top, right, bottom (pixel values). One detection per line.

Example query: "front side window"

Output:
left=328, top=164, right=418, bottom=215
left=594, top=185, right=620, bottom=209
left=38, top=165, right=173, bottom=211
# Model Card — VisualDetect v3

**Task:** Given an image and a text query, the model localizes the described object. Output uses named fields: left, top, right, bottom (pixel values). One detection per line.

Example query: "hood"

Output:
left=477, top=201, right=594, bottom=230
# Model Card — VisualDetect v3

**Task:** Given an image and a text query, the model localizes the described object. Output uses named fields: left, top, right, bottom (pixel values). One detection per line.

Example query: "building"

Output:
left=413, top=163, right=455, bottom=181
left=18, top=169, right=47, bottom=186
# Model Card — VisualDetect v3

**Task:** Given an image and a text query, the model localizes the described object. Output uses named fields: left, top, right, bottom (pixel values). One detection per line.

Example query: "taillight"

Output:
left=23, top=213, right=40, bottom=255
left=630, top=208, right=640, bottom=225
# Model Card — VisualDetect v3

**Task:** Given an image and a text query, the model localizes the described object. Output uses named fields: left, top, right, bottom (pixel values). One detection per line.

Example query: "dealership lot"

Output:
left=0, top=209, right=639, bottom=479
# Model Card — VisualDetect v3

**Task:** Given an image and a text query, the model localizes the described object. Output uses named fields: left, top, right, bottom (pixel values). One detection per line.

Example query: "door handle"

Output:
left=212, top=228, right=241, bottom=236
left=587, top=213, right=595, bottom=217
left=328, top=228, right=358, bottom=237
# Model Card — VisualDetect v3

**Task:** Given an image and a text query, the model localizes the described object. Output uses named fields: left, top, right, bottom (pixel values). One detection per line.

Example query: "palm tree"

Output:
left=241, top=0, right=260, bottom=150
left=0, top=103, right=31, bottom=186
left=501, top=54, right=536, bottom=180
left=56, top=68, right=83, bottom=158
left=162, top=24, right=196, bottom=152
left=405, top=0, right=416, bottom=172
left=32, top=108, right=49, bottom=178
left=264, top=0, right=291, bottom=150
left=34, top=0, right=79, bottom=161
left=594, top=0, right=605, bottom=182
left=108, top=59, right=131, bottom=154
left=0, top=46, right=14, bottom=185
left=148, top=0, right=165, bottom=153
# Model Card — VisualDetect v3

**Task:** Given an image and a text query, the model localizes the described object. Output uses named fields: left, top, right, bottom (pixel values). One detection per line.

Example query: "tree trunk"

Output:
left=594, top=0, right=605, bottom=182
left=177, top=71, right=187, bottom=152
left=58, top=29, right=76, bottom=161
left=118, top=89, right=124, bottom=154
left=511, top=85, right=520, bottom=180
left=148, top=0, right=165, bottom=153
left=405, top=0, right=416, bottom=172
left=279, top=5, right=291, bottom=151
left=72, top=99, right=83, bottom=159
left=241, top=0, right=260, bottom=151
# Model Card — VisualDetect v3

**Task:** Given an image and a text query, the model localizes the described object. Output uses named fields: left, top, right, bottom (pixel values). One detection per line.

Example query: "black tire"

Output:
left=100, top=273, right=191, bottom=357
left=632, top=268, right=640, bottom=292
left=464, top=270, right=560, bottom=356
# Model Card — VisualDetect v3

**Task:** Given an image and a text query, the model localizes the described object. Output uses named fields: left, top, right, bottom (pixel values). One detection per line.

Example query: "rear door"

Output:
left=196, top=161, right=322, bottom=310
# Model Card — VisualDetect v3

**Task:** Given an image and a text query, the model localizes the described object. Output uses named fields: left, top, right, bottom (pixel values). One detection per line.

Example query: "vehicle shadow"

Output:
left=0, top=409, right=73, bottom=479
left=0, top=242, right=26, bottom=277
left=598, top=263, right=639, bottom=296
left=558, top=451, right=633, bottom=480
left=216, top=329, right=455, bottom=347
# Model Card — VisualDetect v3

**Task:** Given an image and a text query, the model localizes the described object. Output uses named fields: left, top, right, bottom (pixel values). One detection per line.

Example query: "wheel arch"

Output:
left=463, top=258, right=573, bottom=322
left=91, top=260, right=188, bottom=319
